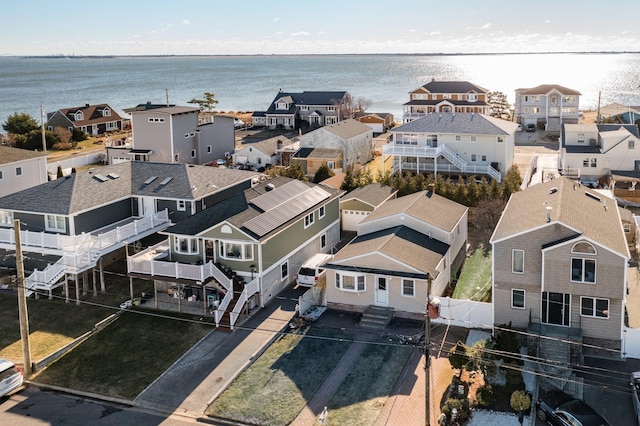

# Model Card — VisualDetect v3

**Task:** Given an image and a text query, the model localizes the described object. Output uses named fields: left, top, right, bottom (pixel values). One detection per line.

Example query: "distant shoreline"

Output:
left=5, top=51, right=640, bottom=59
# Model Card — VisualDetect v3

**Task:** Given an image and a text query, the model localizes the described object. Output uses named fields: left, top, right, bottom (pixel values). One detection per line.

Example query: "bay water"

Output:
left=1, top=53, right=639, bottom=127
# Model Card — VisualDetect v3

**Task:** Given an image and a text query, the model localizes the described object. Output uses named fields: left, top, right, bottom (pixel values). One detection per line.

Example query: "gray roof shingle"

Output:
left=340, top=184, right=397, bottom=208
left=392, top=113, right=518, bottom=135
left=0, top=146, right=46, bottom=165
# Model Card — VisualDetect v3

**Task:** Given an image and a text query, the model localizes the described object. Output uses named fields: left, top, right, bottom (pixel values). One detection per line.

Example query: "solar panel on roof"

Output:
left=160, top=177, right=173, bottom=185
left=250, top=180, right=312, bottom=211
left=144, top=176, right=157, bottom=185
left=244, top=185, right=331, bottom=236
left=93, top=173, right=109, bottom=182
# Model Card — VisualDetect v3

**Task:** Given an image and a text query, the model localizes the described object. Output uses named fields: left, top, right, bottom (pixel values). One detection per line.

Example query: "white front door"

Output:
left=375, top=276, right=389, bottom=305
left=139, top=197, right=156, bottom=217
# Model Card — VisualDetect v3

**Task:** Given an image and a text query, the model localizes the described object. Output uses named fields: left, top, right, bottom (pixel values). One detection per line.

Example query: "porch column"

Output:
left=129, top=277, right=134, bottom=303
left=82, top=271, right=88, bottom=296
left=201, top=283, right=207, bottom=317
left=75, top=273, right=80, bottom=305
left=92, top=268, right=97, bottom=297
left=178, top=285, right=182, bottom=312
left=99, top=258, right=105, bottom=292
left=64, top=274, right=69, bottom=304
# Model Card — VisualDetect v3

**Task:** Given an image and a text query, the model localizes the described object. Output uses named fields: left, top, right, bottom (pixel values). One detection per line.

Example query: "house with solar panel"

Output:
left=323, top=187, right=468, bottom=322
left=0, top=162, right=258, bottom=299
left=127, top=176, right=342, bottom=329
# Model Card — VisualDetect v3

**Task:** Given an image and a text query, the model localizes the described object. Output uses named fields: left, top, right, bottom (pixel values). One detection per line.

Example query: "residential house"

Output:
left=253, top=90, right=348, bottom=130
left=491, top=178, right=629, bottom=361
left=292, top=148, right=344, bottom=177
left=46, top=103, right=124, bottom=136
left=127, top=177, right=342, bottom=329
left=0, top=146, right=47, bottom=197
left=339, top=183, right=398, bottom=232
left=514, top=84, right=581, bottom=131
left=106, top=105, right=235, bottom=166
left=324, top=188, right=468, bottom=320
left=403, top=80, right=490, bottom=123
left=0, top=161, right=258, bottom=298
left=559, top=123, right=640, bottom=182
left=232, top=136, right=292, bottom=170
left=384, top=113, right=518, bottom=182
left=356, top=112, right=394, bottom=134
left=298, top=119, right=373, bottom=170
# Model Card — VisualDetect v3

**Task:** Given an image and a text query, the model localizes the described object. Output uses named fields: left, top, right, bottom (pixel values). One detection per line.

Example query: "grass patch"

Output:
left=326, top=342, right=413, bottom=425
left=452, top=245, right=492, bottom=301
left=0, top=293, right=114, bottom=361
left=31, top=311, right=212, bottom=400
left=207, top=327, right=352, bottom=426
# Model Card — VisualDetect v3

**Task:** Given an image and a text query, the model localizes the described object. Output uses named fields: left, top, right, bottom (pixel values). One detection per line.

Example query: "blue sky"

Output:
left=2, top=0, right=637, bottom=56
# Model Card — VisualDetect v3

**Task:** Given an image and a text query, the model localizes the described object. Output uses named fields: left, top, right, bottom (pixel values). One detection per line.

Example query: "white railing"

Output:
left=229, top=277, right=259, bottom=329
left=382, top=144, right=438, bottom=157
left=127, top=255, right=233, bottom=290
left=214, top=290, right=234, bottom=326
left=23, top=210, right=171, bottom=295
left=439, top=144, right=468, bottom=169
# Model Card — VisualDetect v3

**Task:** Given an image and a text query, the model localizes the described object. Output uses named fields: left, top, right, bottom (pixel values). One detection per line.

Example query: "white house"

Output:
left=514, top=84, right=581, bottom=132
left=559, top=123, right=640, bottom=181
left=0, top=146, right=47, bottom=198
left=232, top=136, right=292, bottom=169
left=384, top=113, right=518, bottom=182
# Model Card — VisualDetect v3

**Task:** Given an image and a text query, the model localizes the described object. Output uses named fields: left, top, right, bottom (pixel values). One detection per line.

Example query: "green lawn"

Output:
left=452, top=245, right=492, bottom=302
left=207, top=327, right=353, bottom=426
left=31, top=311, right=212, bottom=400
left=326, top=342, right=413, bottom=425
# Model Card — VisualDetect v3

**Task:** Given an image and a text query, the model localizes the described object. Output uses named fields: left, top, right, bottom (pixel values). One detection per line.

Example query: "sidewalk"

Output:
left=135, top=287, right=302, bottom=417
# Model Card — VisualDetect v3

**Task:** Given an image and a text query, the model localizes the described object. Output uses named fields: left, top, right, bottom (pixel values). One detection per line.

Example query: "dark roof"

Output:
left=0, top=146, right=46, bottom=165
left=165, top=176, right=342, bottom=240
left=293, top=147, right=342, bottom=159
left=265, top=91, right=347, bottom=114
left=417, top=80, right=489, bottom=94
left=392, top=113, right=518, bottom=136
left=124, top=103, right=176, bottom=113
left=251, top=111, right=266, bottom=117
left=48, top=103, right=123, bottom=126
left=130, top=106, right=200, bottom=115
left=403, top=99, right=488, bottom=107
left=518, top=84, right=581, bottom=96
left=0, top=162, right=258, bottom=215
left=326, top=225, right=449, bottom=279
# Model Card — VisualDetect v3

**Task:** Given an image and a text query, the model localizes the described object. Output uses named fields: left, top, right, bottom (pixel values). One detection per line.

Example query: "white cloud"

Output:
left=481, top=23, right=491, bottom=30
left=182, top=20, right=190, bottom=25
left=317, top=30, right=326, bottom=35
left=273, top=17, right=280, bottom=22
left=290, top=31, right=310, bottom=37
left=545, top=19, right=551, bottom=24
left=408, top=29, right=418, bottom=33
left=428, top=31, right=441, bottom=36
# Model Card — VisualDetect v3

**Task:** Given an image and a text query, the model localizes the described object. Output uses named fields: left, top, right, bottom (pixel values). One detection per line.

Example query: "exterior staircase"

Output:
left=359, top=305, right=394, bottom=329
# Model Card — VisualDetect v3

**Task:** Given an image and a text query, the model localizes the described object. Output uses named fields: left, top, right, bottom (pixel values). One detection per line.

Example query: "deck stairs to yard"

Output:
left=359, top=305, right=394, bottom=329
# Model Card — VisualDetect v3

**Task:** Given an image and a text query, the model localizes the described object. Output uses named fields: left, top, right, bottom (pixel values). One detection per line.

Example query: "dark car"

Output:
left=537, top=390, right=609, bottom=426
left=526, top=123, right=536, bottom=132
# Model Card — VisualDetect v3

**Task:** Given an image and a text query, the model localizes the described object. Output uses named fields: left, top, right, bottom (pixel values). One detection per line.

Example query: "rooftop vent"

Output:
left=546, top=206, right=552, bottom=223
left=549, top=187, right=558, bottom=194
left=265, top=183, right=276, bottom=192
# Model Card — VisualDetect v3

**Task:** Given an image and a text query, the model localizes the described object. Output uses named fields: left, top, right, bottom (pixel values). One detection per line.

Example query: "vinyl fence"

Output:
left=431, top=297, right=493, bottom=329
left=47, top=151, right=106, bottom=174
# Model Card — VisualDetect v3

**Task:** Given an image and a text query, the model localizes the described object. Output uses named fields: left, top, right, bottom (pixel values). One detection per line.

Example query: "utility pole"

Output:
left=424, top=272, right=431, bottom=426
left=14, top=219, right=32, bottom=374
left=166, top=88, right=169, bottom=107
left=40, top=104, right=47, bottom=154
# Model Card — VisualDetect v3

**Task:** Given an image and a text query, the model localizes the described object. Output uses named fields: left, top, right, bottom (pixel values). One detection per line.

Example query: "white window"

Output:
left=327, top=161, right=335, bottom=169
left=174, top=236, right=198, bottom=254
left=455, top=135, right=461, bottom=141
left=304, top=212, right=314, bottom=228
left=0, top=210, right=12, bottom=226
left=580, top=297, right=609, bottom=318
left=15, top=167, right=22, bottom=176
left=207, top=145, right=212, bottom=153
left=577, top=133, right=585, bottom=143
left=177, top=200, right=186, bottom=211
left=481, top=155, right=487, bottom=162
left=497, top=137, right=504, bottom=143
left=327, top=106, right=336, bottom=112
left=512, top=249, right=524, bottom=273
left=102, top=108, right=111, bottom=117
left=571, top=258, right=596, bottom=283
left=466, top=94, right=478, bottom=102
left=281, top=261, right=289, bottom=280
left=300, top=105, right=308, bottom=111
left=402, top=279, right=415, bottom=297
left=45, top=214, right=66, bottom=232
left=590, top=158, right=597, bottom=168
left=191, top=149, right=196, bottom=158
left=335, top=272, right=365, bottom=292
left=319, top=205, right=325, bottom=218
left=218, top=241, right=253, bottom=260
left=624, top=223, right=631, bottom=233
left=471, top=154, right=477, bottom=162
left=399, top=133, right=418, bottom=145
left=470, top=136, right=477, bottom=143
left=511, top=289, right=525, bottom=309
left=321, top=233, right=327, bottom=249
left=629, top=140, right=635, bottom=149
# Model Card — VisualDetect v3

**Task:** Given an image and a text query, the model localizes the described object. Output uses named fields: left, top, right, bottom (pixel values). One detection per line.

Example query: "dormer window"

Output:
left=75, top=111, right=84, bottom=121
left=327, top=106, right=336, bottom=112
left=277, top=101, right=289, bottom=110
left=300, top=105, right=308, bottom=111
left=102, top=108, right=111, bottom=117
left=467, top=94, right=478, bottom=102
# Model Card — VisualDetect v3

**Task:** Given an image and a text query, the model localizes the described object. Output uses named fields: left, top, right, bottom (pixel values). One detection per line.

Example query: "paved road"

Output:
left=0, top=387, right=198, bottom=426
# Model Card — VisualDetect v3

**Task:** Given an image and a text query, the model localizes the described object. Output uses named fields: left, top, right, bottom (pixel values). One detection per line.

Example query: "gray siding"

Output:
left=74, top=199, right=132, bottom=233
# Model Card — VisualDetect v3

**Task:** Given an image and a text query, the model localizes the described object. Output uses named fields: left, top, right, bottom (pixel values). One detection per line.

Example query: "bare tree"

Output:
left=332, top=92, right=372, bottom=119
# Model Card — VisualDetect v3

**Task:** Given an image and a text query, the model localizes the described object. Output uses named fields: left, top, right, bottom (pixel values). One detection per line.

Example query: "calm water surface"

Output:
left=1, top=53, right=639, bottom=126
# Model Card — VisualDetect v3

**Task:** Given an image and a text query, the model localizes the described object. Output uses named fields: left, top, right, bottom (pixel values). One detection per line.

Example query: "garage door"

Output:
left=342, top=210, right=369, bottom=231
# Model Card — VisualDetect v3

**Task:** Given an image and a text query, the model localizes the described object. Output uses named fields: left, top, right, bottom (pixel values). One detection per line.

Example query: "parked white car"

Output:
left=234, top=118, right=245, bottom=129
left=0, top=359, right=24, bottom=397
left=631, top=371, right=640, bottom=426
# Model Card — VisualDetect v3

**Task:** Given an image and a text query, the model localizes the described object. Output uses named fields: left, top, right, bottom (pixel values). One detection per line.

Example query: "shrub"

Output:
left=441, top=398, right=471, bottom=424
left=53, top=142, right=73, bottom=150
left=504, top=362, right=525, bottom=394
left=475, top=384, right=495, bottom=408
left=510, top=389, right=531, bottom=413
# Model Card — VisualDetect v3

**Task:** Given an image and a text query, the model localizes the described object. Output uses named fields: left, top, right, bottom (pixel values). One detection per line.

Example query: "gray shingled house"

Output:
left=0, top=162, right=258, bottom=298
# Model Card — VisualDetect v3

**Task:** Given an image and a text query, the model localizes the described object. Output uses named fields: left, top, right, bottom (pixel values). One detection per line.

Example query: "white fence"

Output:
left=624, top=327, right=640, bottom=359
left=432, top=297, right=493, bottom=329
left=47, top=151, right=106, bottom=174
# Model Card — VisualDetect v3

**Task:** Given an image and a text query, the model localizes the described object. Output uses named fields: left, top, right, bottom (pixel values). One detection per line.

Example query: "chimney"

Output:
left=428, top=183, right=436, bottom=194
left=546, top=206, right=552, bottom=223
left=85, top=103, right=90, bottom=108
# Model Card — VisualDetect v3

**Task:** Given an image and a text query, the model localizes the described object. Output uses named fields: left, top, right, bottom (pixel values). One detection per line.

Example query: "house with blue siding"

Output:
left=0, top=161, right=258, bottom=299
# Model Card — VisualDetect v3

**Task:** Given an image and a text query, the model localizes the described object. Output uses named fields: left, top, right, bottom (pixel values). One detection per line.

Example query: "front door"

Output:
left=139, top=197, right=156, bottom=217
left=542, top=292, right=570, bottom=326
left=375, top=276, right=389, bottom=305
